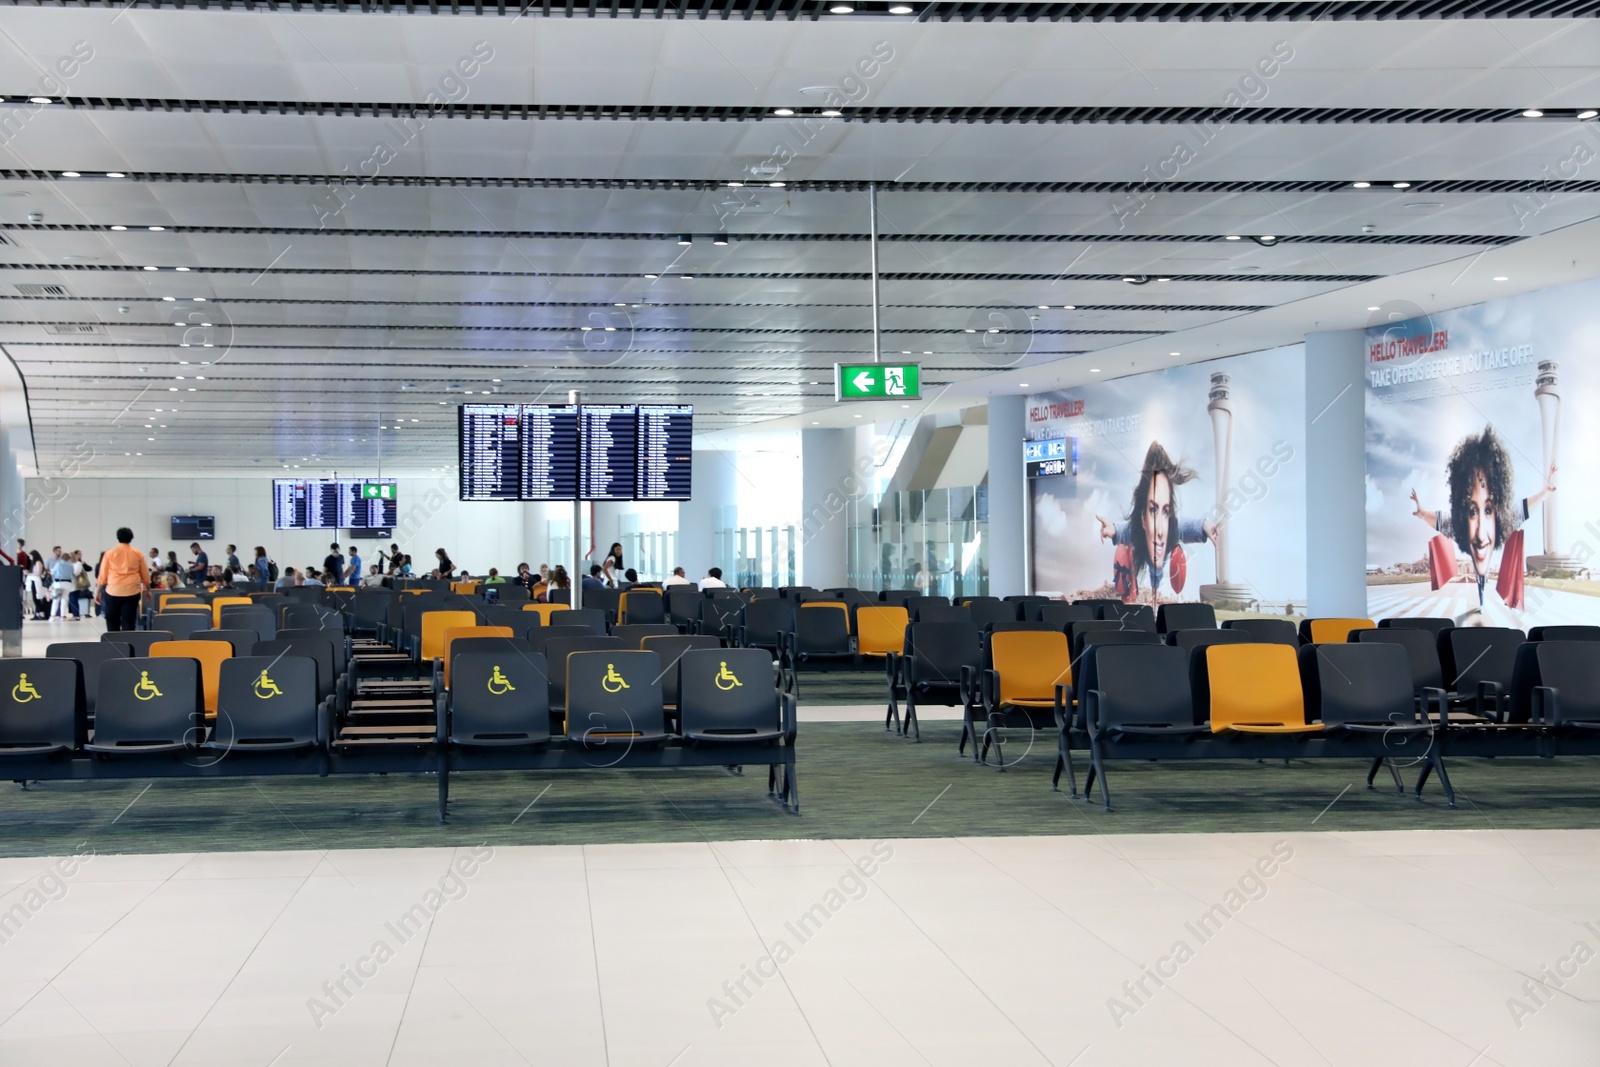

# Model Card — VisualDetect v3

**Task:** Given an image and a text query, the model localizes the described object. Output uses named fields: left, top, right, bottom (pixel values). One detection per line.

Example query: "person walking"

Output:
left=344, top=545, right=363, bottom=586
left=96, top=527, right=149, bottom=632
left=48, top=546, right=74, bottom=619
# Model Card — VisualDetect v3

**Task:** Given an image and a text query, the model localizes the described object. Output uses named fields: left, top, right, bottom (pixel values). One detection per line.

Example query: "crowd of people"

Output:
left=12, top=533, right=736, bottom=627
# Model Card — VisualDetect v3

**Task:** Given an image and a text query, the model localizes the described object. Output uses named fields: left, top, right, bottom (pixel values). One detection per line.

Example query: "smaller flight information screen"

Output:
left=459, top=404, right=522, bottom=501
left=579, top=405, right=638, bottom=501
left=520, top=404, right=581, bottom=501
left=635, top=405, right=693, bottom=501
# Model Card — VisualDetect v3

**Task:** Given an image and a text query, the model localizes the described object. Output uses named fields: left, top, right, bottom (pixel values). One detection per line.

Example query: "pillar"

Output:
left=800, top=428, right=854, bottom=588
left=987, top=394, right=1026, bottom=597
left=1305, top=329, right=1368, bottom=616
left=678, top=450, right=738, bottom=582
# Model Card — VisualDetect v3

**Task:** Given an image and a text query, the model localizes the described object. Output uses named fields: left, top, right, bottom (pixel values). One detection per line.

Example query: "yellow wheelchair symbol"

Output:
left=11, top=673, right=40, bottom=703
left=253, top=670, right=283, bottom=699
left=714, top=661, right=743, bottom=691
left=601, top=663, right=630, bottom=693
left=486, top=665, right=516, bottom=695
left=134, top=671, right=163, bottom=701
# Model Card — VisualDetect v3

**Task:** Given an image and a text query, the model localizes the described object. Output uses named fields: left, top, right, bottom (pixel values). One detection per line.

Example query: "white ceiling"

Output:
left=1, top=6, right=1598, bottom=473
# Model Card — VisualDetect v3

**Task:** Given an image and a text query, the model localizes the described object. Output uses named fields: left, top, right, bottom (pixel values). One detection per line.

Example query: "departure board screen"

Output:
left=520, top=404, right=580, bottom=501
left=579, top=405, right=638, bottom=501
left=459, top=404, right=521, bottom=501
left=635, top=405, right=693, bottom=501
left=274, top=478, right=397, bottom=529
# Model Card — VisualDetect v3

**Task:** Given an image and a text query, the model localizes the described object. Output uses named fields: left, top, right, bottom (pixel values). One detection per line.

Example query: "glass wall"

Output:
left=847, top=483, right=988, bottom=597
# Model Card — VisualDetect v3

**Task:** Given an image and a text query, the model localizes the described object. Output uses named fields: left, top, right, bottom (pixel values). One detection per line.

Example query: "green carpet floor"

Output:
left=5, top=722, right=1600, bottom=857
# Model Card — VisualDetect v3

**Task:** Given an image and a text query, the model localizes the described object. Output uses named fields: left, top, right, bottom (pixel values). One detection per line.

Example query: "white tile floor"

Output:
left=1, top=830, right=1598, bottom=1066
left=6, top=620, right=1600, bottom=1065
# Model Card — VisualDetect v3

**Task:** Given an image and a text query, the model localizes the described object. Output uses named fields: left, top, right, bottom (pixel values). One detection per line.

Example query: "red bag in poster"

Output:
left=1426, top=534, right=1456, bottom=591
left=1169, top=544, right=1187, bottom=594
left=1496, top=528, right=1525, bottom=610
left=1113, top=543, right=1136, bottom=601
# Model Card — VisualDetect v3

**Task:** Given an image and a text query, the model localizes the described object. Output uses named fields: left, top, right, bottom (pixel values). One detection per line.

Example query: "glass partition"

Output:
left=847, top=483, right=988, bottom=597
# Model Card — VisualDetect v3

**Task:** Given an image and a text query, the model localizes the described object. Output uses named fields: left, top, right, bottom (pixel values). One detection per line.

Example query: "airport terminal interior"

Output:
left=3, top=2, right=1600, bottom=1064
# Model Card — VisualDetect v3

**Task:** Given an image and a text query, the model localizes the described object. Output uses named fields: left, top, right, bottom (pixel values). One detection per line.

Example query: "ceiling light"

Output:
left=1580, top=110, right=1598, bottom=120
left=193, top=297, right=205, bottom=301
left=179, top=343, right=190, bottom=347
left=29, top=97, right=52, bottom=105
left=1156, top=277, right=1172, bottom=282
left=812, top=421, right=820, bottom=425
left=161, top=296, right=175, bottom=301
left=1019, top=383, right=1029, bottom=388
left=200, top=322, right=211, bottom=327
left=987, top=327, right=1000, bottom=333
left=889, top=3, right=914, bottom=11
left=1352, top=181, right=1371, bottom=189
left=830, top=3, right=854, bottom=11
left=725, top=181, right=744, bottom=188
left=1392, top=182, right=1411, bottom=189
left=964, top=328, right=977, bottom=333
left=820, top=109, right=842, bottom=118
left=194, top=376, right=204, bottom=380
left=644, top=273, right=658, bottom=279
left=148, top=225, right=164, bottom=231
left=105, top=172, right=126, bottom=178
left=773, top=108, right=796, bottom=117
left=147, top=437, right=155, bottom=442
left=681, top=274, right=695, bottom=280
left=713, top=234, right=729, bottom=246
left=1090, top=368, right=1101, bottom=373
left=1522, top=109, right=1544, bottom=118
left=143, top=265, right=158, bottom=271
left=1224, top=235, right=1241, bottom=241
left=1493, top=275, right=1509, bottom=281
left=853, top=413, right=862, bottom=418
left=175, top=375, right=184, bottom=380
left=613, top=302, right=625, bottom=307
left=1258, top=235, right=1277, bottom=242
left=768, top=181, right=786, bottom=188
left=1037, top=304, right=1049, bottom=309
left=604, top=326, right=617, bottom=331
left=1367, top=306, right=1380, bottom=311
left=491, top=378, right=501, bottom=383
left=201, top=342, right=212, bottom=347
left=580, top=326, right=593, bottom=331
left=178, top=360, right=188, bottom=365
left=61, top=171, right=80, bottom=178
left=1170, top=351, right=1180, bottom=356
left=110, top=225, right=127, bottom=231
left=169, top=386, right=178, bottom=391
left=175, top=266, right=189, bottom=271
left=678, top=234, right=693, bottom=245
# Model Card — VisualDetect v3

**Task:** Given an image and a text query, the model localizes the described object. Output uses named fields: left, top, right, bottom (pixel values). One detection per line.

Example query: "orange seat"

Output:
left=857, top=606, right=909, bottom=659
left=452, top=581, right=480, bottom=595
left=1206, top=644, right=1322, bottom=734
left=210, top=596, right=252, bottom=627
left=989, top=630, right=1072, bottom=709
left=523, top=603, right=571, bottom=624
left=150, top=639, right=231, bottom=718
left=160, top=593, right=202, bottom=611
left=1306, top=617, right=1376, bottom=644
left=442, top=625, right=514, bottom=688
left=419, top=610, right=479, bottom=663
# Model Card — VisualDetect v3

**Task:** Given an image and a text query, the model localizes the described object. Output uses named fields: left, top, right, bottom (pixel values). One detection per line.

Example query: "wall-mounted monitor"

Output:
left=273, top=479, right=398, bottom=530
left=457, top=404, right=692, bottom=501
left=171, top=515, right=215, bottom=541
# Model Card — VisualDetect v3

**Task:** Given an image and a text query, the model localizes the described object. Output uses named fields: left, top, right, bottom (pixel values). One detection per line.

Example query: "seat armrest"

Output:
left=1083, top=688, right=1103, bottom=736
left=884, top=651, right=901, bottom=687
left=1055, top=682, right=1074, bottom=729
left=981, top=667, right=998, bottom=714
left=1476, top=679, right=1507, bottom=723
left=782, top=691, right=798, bottom=743
left=1533, top=684, right=1558, bottom=726
left=960, top=664, right=977, bottom=709
left=436, top=693, right=448, bottom=744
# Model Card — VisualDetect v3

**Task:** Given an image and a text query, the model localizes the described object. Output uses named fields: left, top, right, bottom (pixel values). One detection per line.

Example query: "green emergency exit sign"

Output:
left=835, top=362, right=921, bottom=401
left=362, top=483, right=396, bottom=500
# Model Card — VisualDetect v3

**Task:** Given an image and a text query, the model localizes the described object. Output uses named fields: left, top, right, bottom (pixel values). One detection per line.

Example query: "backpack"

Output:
left=268, top=559, right=280, bottom=581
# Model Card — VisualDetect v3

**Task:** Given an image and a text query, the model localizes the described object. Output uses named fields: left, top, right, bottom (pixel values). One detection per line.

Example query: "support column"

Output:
left=678, top=450, right=738, bottom=582
left=1305, top=329, right=1368, bottom=616
left=801, top=428, right=854, bottom=589
left=987, top=394, right=1026, bottom=598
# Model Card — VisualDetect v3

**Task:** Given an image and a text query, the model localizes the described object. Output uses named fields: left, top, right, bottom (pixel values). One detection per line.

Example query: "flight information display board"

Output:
left=579, top=405, right=638, bottom=501
left=635, top=405, right=693, bottom=501
left=273, top=478, right=398, bottom=529
left=520, top=404, right=580, bottom=501
left=456, top=403, right=693, bottom=501
left=459, top=404, right=521, bottom=501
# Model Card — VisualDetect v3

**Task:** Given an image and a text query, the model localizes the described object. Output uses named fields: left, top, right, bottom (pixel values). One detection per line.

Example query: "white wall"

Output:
left=22, top=474, right=525, bottom=577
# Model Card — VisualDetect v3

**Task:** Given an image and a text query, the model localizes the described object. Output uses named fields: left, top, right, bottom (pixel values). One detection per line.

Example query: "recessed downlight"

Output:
left=60, top=171, right=80, bottom=178
left=1352, top=181, right=1371, bottom=188
left=1522, top=109, right=1544, bottom=118
left=773, top=108, right=795, bottom=117
left=110, top=225, right=127, bottom=231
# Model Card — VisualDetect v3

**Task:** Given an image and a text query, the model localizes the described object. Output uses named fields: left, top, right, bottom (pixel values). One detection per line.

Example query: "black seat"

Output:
left=1157, top=603, right=1216, bottom=633
left=1071, top=627, right=1161, bottom=665
left=1221, top=618, right=1298, bottom=645
left=678, top=648, right=786, bottom=743
left=1075, top=598, right=1123, bottom=613
left=194, top=629, right=258, bottom=656
left=1003, top=595, right=1048, bottom=611
left=791, top=603, right=853, bottom=666
left=1521, top=641, right=1600, bottom=730
left=664, top=585, right=702, bottom=630
left=1037, top=602, right=1096, bottom=627
left=612, top=624, right=680, bottom=650
left=105, top=631, right=173, bottom=656
left=528, top=625, right=600, bottom=657
left=1378, top=616, right=1454, bottom=637
left=0, top=659, right=84, bottom=754
left=618, top=588, right=666, bottom=625
left=1301, top=643, right=1427, bottom=731
left=1095, top=603, right=1157, bottom=631
left=545, top=636, right=626, bottom=723
left=878, top=590, right=917, bottom=606
left=642, top=635, right=721, bottom=710
left=85, top=657, right=203, bottom=754
left=738, top=599, right=794, bottom=653
left=283, top=603, right=345, bottom=631
left=253, top=638, right=338, bottom=704
left=565, top=649, right=667, bottom=744
left=153, top=612, right=211, bottom=640
left=220, top=604, right=278, bottom=644
left=964, top=598, right=1019, bottom=629
left=1352, top=628, right=1446, bottom=709
left=1439, top=627, right=1524, bottom=721
left=1076, top=644, right=1204, bottom=808
left=557, top=608, right=608, bottom=635
left=912, top=602, right=969, bottom=624
left=480, top=607, right=543, bottom=641
left=889, top=621, right=981, bottom=740
left=1529, top=625, right=1600, bottom=642
left=48, top=641, right=130, bottom=718
left=279, top=628, right=349, bottom=681
left=1166, top=628, right=1254, bottom=653
left=448, top=651, right=552, bottom=746
left=698, top=594, right=743, bottom=641
left=209, top=656, right=321, bottom=751
left=582, top=585, right=622, bottom=618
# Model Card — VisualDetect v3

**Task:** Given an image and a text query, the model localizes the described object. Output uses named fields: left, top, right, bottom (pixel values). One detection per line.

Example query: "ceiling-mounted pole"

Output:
left=869, top=181, right=882, bottom=364
left=570, top=388, right=582, bottom=606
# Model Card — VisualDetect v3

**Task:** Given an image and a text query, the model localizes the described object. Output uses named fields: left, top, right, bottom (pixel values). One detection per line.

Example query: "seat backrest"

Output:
left=213, top=656, right=319, bottom=748
left=902, top=595, right=949, bottom=620
left=284, top=603, right=345, bottom=631
left=902, top=622, right=982, bottom=689
left=1096, top=603, right=1157, bottom=631
left=698, top=594, right=744, bottom=639
left=1440, top=626, right=1523, bottom=692
left=452, top=581, right=480, bottom=595
left=193, top=629, right=259, bottom=657
left=1352, top=627, right=1444, bottom=697
left=48, top=641, right=129, bottom=716
left=989, top=629, right=1072, bottom=705
left=1205, top=644, right=1306, bottom=731
left=219, top=604, right=277, bottom=643
left=442, top=626, right=514, bottom=688
left=150, top=639, right=232, bottom=715
left=93, top=657, right=202, bottom=748
left=419, top=610, right=478, bottom=661
left=449, top=651, right=551, bottom=745
left=913, top=602, right=969, bottom=624
left=279, top=628, right=348, bottom=677
left=1378, top=616, right=1454, bottom=637
left=1072, top=628, right=1161, bottom=664
left=1527, top=641, right=1600, bottom=726
left=1529, top=625, right=1600, bottom=642
left=966, top=599, right=1021, bottom=628
left=252, top=638, right=337, bottom=702
left=524, top=603, right=572, bottom=625
left=210, top=596, right=254, bottom=626
left=1065, top=620, right=1124, bottom=647
left=582, top=586, right=622, bottom=616
left=1220, top=618, right=1299, bottom=645
left=678, top=648, right=781, bottom=736
left=528, top=626, right=600, bottom=656
left=0, top=658, right=84, bottom=751
left=611, top=624, right=680, bottom=650
left=546, top=636, right=625, bottom=712
left=618, top=589, right=666, bottom=625
left=1300, top=617, right=1375, bottom=645
left=740, top=599, right=796, bottom=647
left=1003, top=594, right=1048, bottom=608
left=665, top=586, right=702, bottom=626
left=1299, top=643, right=1415, bottom=727
left=1037, top=602, right=1097, bottom=627
left=856, top=606, right=909, bottom=657
left=878, top=590, right=917, bottom=606
left=1157, top=602, right=1217, bottom=633
left=482, top=608, right=542, bottom=640
left=159, top=593, right=202, bottom=611
left=559, top=609, right=609, bottom=635
left=249, top=593, right=288, bottom=608
left=565, top=649, right=664, bottom=740
left=793, top=603, right=851, bottom=655
left=153, top=612, right=212, bottom=640
left=108, top=631, right=173, bottom=656
left=1084, top=644, right=1193, bottom=729
left=1167, top=628, right=1254, bottom=655
left=642, top=634, right=722, bottom=707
